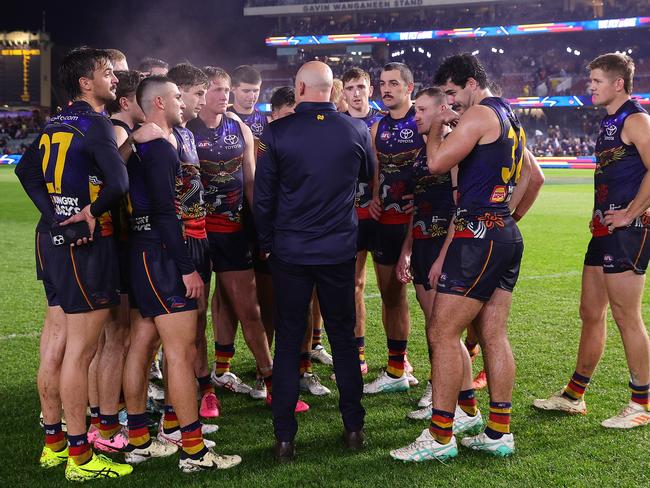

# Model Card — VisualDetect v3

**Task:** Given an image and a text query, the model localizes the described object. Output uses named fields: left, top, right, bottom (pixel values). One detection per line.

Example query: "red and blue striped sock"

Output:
left=99, top=412, right=120, bottom=440
left=428, top=408, right=454, bottom=444
left=180, top=420, right=208, bottom=460
left=299, top=352, right=313, bottom=375
left=197, top=374, right=214, bottom=396
left=458, top=389, right=478, bottom=416
left=386, top=338, right=407, bottom=379
left=562, top=371, right=590, bottom=401
left=68, top=433, right=92, bottom=465
left=311, top=327, right=323, bottom=349
left=214, top=343, right=235, bottom=376
left=630, top=381, right=649, bottom=411
left=44, top=422, right=67, bottom=452
left=162, top=405, right=179, bottom=434
left=89, top=406, right=100, bottom=429
left=485, top=401, right=511, bottom=439
left=127, top=412, right=151, bottom=450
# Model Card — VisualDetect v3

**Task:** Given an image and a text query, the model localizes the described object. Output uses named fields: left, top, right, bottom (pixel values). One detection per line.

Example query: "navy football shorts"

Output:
left=584, top=229, right=650, bottom=274
left=208, top=231, right=253, bottom=272
left=437, top=238, right=524, bottom=302
left=129, top=241, right=197, bottom=318
left=411, top=237, right=445, bottom=291
left=372, top=223, right=409, bottom=266
left=357, top=218, right=378, bottom=253
left=187, top=236, right=212, bottom=283
left=36, top=233, right=120, bottom=313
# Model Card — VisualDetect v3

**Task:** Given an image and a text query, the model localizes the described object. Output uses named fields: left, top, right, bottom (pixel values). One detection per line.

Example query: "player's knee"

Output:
left=579, top=302, right=606, bottom=326
left=609, top=304, right=643, bottom=330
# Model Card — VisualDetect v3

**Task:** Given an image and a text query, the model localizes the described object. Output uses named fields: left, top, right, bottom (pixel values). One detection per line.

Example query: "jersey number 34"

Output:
left=502, top=126, right=526, bottom=185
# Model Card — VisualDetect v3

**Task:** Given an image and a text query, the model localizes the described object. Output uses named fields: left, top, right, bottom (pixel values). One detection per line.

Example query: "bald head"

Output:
left=295, top=61, right=333, bottom=103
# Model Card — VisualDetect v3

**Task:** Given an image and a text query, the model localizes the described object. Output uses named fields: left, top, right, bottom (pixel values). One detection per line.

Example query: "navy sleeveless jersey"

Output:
left=228, top=107, right=268, bottom=138
left=173, top=126, right=206, bottom=239
left=346, top=107, right=385, bottom=219
left=187, top=115, right=246, bottom=232
left=110, top=118, right=133, bottom=242
left=374, top=105, right=425, bottom=224
left=412, top=150, right=455, bottom=239
left=454, top=97, right=525, bottom=242
left=592, top=99, right=649, bottom=236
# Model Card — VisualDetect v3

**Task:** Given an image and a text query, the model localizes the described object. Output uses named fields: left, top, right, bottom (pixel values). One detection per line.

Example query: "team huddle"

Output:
left=14, top=45, right=650, bottom=481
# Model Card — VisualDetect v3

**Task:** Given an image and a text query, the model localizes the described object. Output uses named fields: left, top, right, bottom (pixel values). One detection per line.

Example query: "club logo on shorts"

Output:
left=439, top=273, right=447, bottom=282
left=603, top=254, right=613, bottom=266
left=380, top=131, right=392, bottom=141
left=53, top=235, right=64, bottom=245
left=400, top=128, right=414, bottom=140
left=167, top=296, right=187, bottom=309
left=223, top=134, right=239, bottom=146
left=490, top=185, right=508, bottom=203
left=92, top=292, right=110, bottom=306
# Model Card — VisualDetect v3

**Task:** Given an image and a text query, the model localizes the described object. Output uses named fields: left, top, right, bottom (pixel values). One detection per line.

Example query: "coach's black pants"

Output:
left=269, top=256, right=365, bottom=442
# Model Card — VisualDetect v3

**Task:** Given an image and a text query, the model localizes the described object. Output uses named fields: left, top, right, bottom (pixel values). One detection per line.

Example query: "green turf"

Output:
left=0, top=166, right=648, bottom=487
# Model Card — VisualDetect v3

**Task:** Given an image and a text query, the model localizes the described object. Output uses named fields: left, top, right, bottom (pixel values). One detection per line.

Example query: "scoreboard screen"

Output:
left=0, top=49, right=41, bottom=105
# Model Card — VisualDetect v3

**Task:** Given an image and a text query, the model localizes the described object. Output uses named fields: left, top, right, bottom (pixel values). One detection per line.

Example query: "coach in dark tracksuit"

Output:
left=254, top=61, right=376, bottom=461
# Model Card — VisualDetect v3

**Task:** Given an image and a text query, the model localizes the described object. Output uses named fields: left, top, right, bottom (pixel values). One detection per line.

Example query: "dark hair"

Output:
left=414, top=86, right=446, bottom=104
left=341, top=67, right=371, bottom=86
left=138, top=57, right=169, bottom=73
left=382, top=62, right=414, bottom=85
left=588, top=53, right=635, bottom=94
left=202, top=66, right=231, bottom=85
left=106, top=70, right=144, bottom=115
left=270, top=86, right=295, bottom=111
left=231, top=65, right=262, bottom=87
left=59, top=46, right=111, bottom=99
left=167, top=63, right=208, bottom=90
left=106, top=48, right=126, bottom=64
left=434, top=53, right=488, bottom=89
left=136, top=75, right=172, bottom=110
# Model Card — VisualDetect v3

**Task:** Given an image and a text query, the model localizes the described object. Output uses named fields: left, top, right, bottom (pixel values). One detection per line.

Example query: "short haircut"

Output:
left=202, top=66, right=231, bottom=85
left=167, top=63, right=208, bottom=90
left=270, top=86, right=295, bottom=111
left=433, top=53, right=488, bottom=89
left=59, top=46, right=111, bottom=100
left=106, top=48, right=126, bottom=64
left=106, top=70, right=144, bottom=115
left=382, top=62, right=414, bottom=85
left=138, top=57, right=169, bottom=73
left=136, top=75, right=172, bottom=111
left=231, top=65, right=262, bottom=87
left=414, top=86, right=446, bottom=105
left=588, top=53, right=635, bottom=94
left=341, top=67, right=371, bottom=86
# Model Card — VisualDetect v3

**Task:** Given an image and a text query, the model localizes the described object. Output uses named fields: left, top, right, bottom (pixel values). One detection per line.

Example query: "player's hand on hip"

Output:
left=428, top=257, right=444, bottom=289
left=604, top=208, right=632, bottom=232
left=183, top=271, right=204, bottom=299
left=369, top=196, right=383, bottom=221
left=60, top=204, right=95, bottom=246
left=133, top=122, right=166, bottom=143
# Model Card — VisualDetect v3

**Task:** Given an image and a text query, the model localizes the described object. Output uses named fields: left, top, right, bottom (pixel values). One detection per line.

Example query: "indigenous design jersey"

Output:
left=173, top=126, right=206, bottom=239
left=228, top=107, right=268, bottom=138
left=38, top=101, right=116, bottom=236
left=412, top=151, right=455, bottom=239
left=110, top=119, right=133, bottom=243
left=374, top=105, right=425, bottom=224
left=187, top=115, right=245, bottom=233
left=592, top=99, right=649, bottom=237
left=454, top=97, right=525, bottom=242
left=346, top=107, right=385, bottom=219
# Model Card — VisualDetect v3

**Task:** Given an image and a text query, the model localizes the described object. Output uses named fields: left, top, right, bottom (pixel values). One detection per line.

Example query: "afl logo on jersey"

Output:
left=197, top=140, right=213, bottom=149
left=380, top=131, right=391, bottom=141
left=251, top=122, right=263, bottom=135
left=224, top=134, right=240, bottom=146
left=400, top=128, right=414, bottom=140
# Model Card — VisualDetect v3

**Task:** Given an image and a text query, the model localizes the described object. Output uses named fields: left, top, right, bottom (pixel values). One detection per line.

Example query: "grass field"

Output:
left=0, top=166, right=648, bottom=487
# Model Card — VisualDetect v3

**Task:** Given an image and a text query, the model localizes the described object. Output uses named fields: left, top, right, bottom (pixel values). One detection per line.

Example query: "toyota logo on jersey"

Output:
left=400, top=128, right=414, bottom=140
left=224, top=134, right=239, bottom=145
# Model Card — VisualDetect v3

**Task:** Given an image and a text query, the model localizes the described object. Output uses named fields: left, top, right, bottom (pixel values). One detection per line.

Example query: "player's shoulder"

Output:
left=138, top=138, right=176, bottom=160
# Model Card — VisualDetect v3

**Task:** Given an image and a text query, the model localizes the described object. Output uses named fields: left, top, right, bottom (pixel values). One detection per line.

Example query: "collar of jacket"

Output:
left=295, top=102, right=337, bottom=113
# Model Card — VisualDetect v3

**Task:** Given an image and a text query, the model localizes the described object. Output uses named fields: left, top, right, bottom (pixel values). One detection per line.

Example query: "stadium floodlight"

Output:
left=426, top=52, right=431, bottom=58
left=574, top=50, right=581, bottom=56
left=491, top=47, right=497, bottom=53
left=498, top=48, right=504, bottom=54
left=628, top=48, right=633, bottom=54
left=417, top=47, right=424, bottom=53
left=567, top=46, right=572, bottom=52
left=472, top=49, right=480, bottom=55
